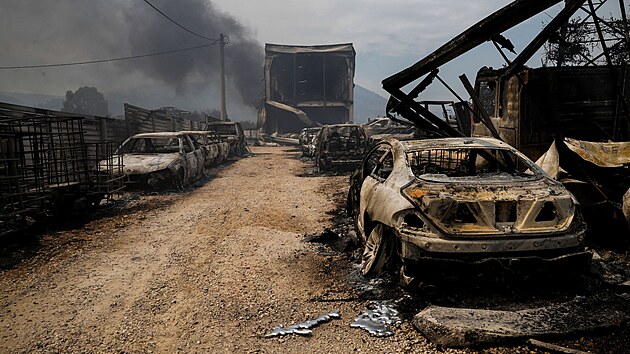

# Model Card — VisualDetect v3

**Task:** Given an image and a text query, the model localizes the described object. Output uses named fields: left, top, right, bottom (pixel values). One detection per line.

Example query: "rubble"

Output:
left=350, top=302, right=402, bottom=337
left=412, top=293, right=630, bottom=348
left=264, top=311, right=341, bottom=338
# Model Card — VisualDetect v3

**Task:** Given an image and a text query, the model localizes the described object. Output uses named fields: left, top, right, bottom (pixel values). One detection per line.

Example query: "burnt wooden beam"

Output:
left=382, top=0, right=562, bottom=92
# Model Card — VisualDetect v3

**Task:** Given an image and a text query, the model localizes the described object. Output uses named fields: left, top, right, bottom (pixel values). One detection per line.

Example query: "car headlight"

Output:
left=395, top=209, right=433, bottom=234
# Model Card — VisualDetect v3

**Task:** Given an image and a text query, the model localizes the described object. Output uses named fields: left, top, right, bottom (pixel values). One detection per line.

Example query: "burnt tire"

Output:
left=317, top=156, right=328, bottom=173
left=361, top=223, right=391, bottom=276
left=174, top=168, right=185, bottom=191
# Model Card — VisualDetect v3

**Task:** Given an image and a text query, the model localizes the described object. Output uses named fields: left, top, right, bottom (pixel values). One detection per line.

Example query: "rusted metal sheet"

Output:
left=534, top=138, right=630, bottom=229
left=563, top=138, right=630, bottom=168
left=471, top=66, right=630, bottom=160
left=124, top=103, right=202, bottom=137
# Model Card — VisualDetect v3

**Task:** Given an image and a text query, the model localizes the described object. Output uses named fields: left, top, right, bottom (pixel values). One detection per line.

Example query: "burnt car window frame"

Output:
left=182, top=135, right=195, bottom=154
left=366, top=143, right=393, bottom=182
left=404, top=145, right=545, bottom=182
left=371, top=149, right=394, bottom=182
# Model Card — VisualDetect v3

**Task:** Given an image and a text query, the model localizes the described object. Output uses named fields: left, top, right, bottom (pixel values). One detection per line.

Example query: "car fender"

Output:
left=362, top=175, right=415, bottom=230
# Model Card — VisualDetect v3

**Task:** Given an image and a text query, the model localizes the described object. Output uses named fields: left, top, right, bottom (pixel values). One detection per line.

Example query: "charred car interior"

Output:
left=298, top=127, right=322, bottom=157
left=204, top=121, right=247, bottom=157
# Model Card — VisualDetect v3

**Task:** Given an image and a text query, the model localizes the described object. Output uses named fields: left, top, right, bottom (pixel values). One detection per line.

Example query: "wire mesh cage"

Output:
left=0, top=102, right=125, bottom=235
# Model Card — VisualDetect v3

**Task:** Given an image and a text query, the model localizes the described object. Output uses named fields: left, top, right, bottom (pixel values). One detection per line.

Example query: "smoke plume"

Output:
left=0, top=0, right=264, bottom=113
left=122, top=0, right=264, bottom=105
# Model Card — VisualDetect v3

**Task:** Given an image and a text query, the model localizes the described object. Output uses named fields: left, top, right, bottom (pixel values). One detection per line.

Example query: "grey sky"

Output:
left=212, top=0, right=552, bottom=95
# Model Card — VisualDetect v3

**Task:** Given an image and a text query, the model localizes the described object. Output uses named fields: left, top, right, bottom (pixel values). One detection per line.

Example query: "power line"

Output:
left=0, top=43, right=217, bottom=70
left=143, top=0, right=220, bottom=42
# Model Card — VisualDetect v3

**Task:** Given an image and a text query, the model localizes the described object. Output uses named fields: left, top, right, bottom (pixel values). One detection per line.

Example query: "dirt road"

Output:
left=5, top=146, right=627, bottom=353
left=0, top=146, right=443, bottom=353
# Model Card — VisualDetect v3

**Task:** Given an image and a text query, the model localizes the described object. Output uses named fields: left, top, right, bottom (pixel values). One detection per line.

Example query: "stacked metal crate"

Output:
left=0, top=102, right=125, bottom=235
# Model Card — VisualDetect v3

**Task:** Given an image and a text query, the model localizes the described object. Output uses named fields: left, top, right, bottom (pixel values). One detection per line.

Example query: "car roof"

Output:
left=206, top=121, right=238, bottom=126
left=131, top=132, right=186, bottom=138
left=324, top=123, right=363, bottom=128
left=179, top=130, right=214, bottom=135
left=398, top=137, right=512, bottom=150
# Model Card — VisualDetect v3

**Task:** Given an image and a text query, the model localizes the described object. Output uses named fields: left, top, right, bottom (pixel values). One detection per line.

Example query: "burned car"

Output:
left=107, top=132, right=205, bottom=190
left=182, top=130, right=230, bottom=168
left=315, top=124, right=368, bottom=172
left=347, top=137, right=589, bottom=282
left=205, top=121, right=247, bottom=157
left=298, top=127, right=322, bottom=157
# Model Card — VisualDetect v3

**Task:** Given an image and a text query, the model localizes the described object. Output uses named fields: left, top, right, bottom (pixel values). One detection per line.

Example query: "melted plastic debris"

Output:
left=351, top=302, right=402, bottom=337
left=264, top=311, right=341, bottom=338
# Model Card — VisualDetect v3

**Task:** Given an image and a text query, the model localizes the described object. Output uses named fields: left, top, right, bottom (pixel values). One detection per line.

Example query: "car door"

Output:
left=364, top=147, right=396, bottom=225
left=181, top=135, right=201, bottom=182
left=357, top=143, right=393, bottom=234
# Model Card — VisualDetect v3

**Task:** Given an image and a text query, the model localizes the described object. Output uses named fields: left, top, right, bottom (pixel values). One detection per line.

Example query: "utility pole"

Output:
left=219, top=33, right=228, bottom=121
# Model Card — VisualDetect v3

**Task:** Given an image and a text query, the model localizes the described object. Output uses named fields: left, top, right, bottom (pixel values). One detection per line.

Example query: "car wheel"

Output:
left=361, top=223, right=390, bottom=276
left=174, top=168, right=185, bottom=190
left=317, top=156, right=327, bottom=173
left=202, top=164, right=212, bottom=178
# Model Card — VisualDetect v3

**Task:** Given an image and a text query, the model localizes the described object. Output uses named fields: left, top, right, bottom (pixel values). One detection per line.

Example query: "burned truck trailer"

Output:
left=258, top=43, right=355, bottom=134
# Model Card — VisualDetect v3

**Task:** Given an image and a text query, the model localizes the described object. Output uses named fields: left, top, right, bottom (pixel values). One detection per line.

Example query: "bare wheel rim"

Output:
left=361, top=224, right=387, bottom=275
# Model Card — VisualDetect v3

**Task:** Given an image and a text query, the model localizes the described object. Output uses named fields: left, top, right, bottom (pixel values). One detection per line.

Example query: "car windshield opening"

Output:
left=118, top=137, right=181, bottom=154
left=406, top=147, right=538, bottom=179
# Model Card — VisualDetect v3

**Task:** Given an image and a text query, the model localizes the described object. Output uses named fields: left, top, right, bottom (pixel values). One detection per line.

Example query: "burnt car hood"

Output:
left=402, top=176, right=578, bottom=236
left=117, top=153, right=180, bottom=175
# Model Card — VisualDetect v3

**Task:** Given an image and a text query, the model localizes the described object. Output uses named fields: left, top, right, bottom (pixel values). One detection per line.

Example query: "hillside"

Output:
left=354, top=85, right=388, bottom=123
left=0, top=84, right=388, bottom=122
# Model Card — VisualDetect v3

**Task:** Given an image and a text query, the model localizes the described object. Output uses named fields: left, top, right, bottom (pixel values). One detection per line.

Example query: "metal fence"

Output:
left=0, top=101, right=209, bottom=235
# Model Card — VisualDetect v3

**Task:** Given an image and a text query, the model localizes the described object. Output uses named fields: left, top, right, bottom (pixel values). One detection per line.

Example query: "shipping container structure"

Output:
left=258, top=43, right=356, bottom=134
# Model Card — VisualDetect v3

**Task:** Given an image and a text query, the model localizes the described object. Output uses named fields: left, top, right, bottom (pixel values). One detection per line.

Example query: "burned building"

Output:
left=258, top=43, right=355, bottom=134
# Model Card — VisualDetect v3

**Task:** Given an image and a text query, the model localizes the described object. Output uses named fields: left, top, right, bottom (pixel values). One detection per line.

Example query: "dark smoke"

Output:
left=0, top=0, right=264, bottom=110
left=122, top=0, right=264, bottom=105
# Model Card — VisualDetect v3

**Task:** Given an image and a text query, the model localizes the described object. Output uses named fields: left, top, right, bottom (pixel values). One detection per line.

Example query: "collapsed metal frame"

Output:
left=382, top=0, right=629, bottom=140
